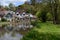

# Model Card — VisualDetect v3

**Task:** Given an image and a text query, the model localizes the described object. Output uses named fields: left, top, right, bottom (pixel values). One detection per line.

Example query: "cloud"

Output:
left=0, top=0, right=27, bottom=6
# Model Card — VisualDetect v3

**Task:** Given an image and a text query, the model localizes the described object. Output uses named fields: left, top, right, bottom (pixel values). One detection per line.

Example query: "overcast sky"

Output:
left=0, top=0, right=28, bottom=6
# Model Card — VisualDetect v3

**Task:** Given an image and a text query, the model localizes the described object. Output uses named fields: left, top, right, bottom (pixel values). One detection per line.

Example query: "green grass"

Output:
left=35, top=22, right=60, bottom=33
left=22, top=21, right=60, bottom=40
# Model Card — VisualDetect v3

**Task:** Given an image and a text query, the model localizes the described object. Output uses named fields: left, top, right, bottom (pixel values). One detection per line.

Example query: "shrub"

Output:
left=47, top=13, right=53, bottom=21
left=1, top=18, right=7, bottom=22
left=31, top=21, right=36, bottom=26
left=36, top=10, right=47, bottom=22
left=31, top=20, right=41, bottom=28
left=36, top=11, right=41, bottom=20
left=40, top=11, right=47, bottom=22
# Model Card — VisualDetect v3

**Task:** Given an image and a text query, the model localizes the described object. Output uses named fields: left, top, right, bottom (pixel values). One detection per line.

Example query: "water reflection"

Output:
left=0, top=32, right=23, bottom=40
left=0, top=25, right=23, bottom=40
left=4, top=24, right=33, bottom=31
left=0, top=24, right=32, bottom=40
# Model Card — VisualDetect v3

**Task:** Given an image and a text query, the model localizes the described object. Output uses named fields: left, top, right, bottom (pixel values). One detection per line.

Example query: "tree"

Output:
left=30, top=0, right=60, bottom=23
left=4, top=6, right=9, bottom=10
left=48, top=0, right=60, bottom=24
left=30, top=0, right=36, bottom=5
left=9, top=3, right=16, bottom=11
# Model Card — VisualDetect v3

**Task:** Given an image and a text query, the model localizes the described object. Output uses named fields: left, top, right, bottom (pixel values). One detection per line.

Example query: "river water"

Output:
left=0, top=26, right=23, bottom=40
left=0, top=32, right=23, bottom=40
left=0, top=24, right=32, bottom=40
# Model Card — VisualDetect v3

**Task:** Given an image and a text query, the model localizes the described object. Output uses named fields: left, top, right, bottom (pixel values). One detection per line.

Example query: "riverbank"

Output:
left=22, top=21, right=60, bottom=40
left=0, top=22, right=10, bottom=26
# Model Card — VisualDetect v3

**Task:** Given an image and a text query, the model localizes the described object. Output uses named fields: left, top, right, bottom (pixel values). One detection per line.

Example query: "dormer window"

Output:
left=17, top=14, right=19, bottom=15
left=23, top=12, right=25, bottom=16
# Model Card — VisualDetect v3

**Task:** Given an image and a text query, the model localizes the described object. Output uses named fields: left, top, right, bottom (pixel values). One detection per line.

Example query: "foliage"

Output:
left=30, top=0, right=36, bottom=5
left=31, top=20, right=41, bottom=28
left=4, top=6, right=9, bottom=10
left=47, top=13, right=53, bottom=21
left=18, top=4, right=32, bottom=13
left=36, top=11, right=41, bottom=19
left=1, top=18, right=7, bottom=22
left=30, top=0, right=60, bottom=24
left=36, top=11, right=53, bottom=21
left=40, top=10, right=47, bottom=22
left=22, top=30, right=60, bottom=40
left=9, top=3, right=16, bottom=11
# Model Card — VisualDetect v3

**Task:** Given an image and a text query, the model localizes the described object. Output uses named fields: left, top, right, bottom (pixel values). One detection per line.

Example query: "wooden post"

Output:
left=29, top=14, right=31, bottom=28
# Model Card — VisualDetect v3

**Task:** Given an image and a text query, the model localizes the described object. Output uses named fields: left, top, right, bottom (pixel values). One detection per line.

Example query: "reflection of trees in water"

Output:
left=0, top=30, right=5, bottom=37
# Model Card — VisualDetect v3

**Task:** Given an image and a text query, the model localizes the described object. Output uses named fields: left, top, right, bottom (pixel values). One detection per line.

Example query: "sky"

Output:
left=0, top=0, right=28, bottom=6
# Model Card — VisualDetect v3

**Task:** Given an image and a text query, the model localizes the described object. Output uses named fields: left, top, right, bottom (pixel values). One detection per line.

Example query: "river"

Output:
left=0, top=32, right=23, bottom=40
left=0, top=24, right=32, bottom=40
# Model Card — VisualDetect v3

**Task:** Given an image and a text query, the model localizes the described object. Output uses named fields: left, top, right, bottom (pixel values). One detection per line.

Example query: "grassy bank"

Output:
left=0, top=22, right=10, bottom=26
left=22, top=21, right=60, bottom=40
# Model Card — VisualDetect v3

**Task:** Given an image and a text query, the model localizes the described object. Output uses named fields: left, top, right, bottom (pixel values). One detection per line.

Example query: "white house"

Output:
left=3, top=11, right=15, bottom=21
